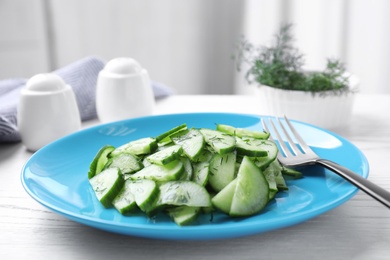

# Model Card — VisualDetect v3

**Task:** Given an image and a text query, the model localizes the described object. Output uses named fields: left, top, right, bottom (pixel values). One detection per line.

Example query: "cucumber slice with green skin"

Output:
left=251, top=140, right=278, bottom=170
left=230, top=156, right=269, bottom=217
left=129, top=159, right=184, bottom=182
left=166, top=206, right=200, bottom=226
left=143, top=143, right=175, bottom=161
left=105, top=153, right=143, bottom=174
left=271, top=161, right=288, bottom=191
left=269, top=190, right=278, bottom=201
left=171, top=128, right=205, bottom=161
left=155, top=124, right=187, bottom=142
left=88, top=145, right=115, bottom=179
left=158, top=181, right=212, bottom=207
left=128, top=179, right=159, bottom=213
left=263, top=163, right=278, bottom=192
left=89, top=167, right=124, bottom=208
left=192, top=149, right=214, bottom=163
left=281, top=166, right=303, bottom=179
left=235, top=136, right=269, bottom=157
left=142, top=157, right=152, bottom=167
left=211, top=178, right=237, bottom=214
left=180, top=157, right=193, bottom=181
left=112, top=179, right=159, bottom=215
left=146, top=144, right=183, bottom=165
left=208, top=152, right=237, bottom=192
left=192, top=162, right=209, bottom=186
left=199, top=128, right=236, bottom=155
left=110, top=137, right=157, bottom=157
left=216, top=124, right=270, bottom=139
left=263, top=160, right=288, bottom=191
left=112, top=181, right=137, bottom=214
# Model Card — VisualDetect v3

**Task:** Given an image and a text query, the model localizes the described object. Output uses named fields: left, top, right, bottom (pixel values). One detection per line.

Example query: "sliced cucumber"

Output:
left=179, top=157, right=193, bottom=181
left=158, top=181, right=212, bottom=207
left=166, top=206, right=200, bottom=226
left=230, top=156, right=269, bottom=217
left=251, top=140, right=279, bottom=170
left=146, top=144, right=183, bottom=165
left=200, top=128, right=236, bottom=155
left=211, top=178, right=237, bottom=214
left=155, top=124, right=187, bottom=142
left=281, top=166, right=303, bottom=179
left=192, top=161, right=209, bottom=186
left=171, top=128, right=205, bottom=161
left=271, top=161, right=288, bottom=190
left=263, top=163, right=278, bottom=192
left=111, top=137, right=157, bottom=157
left=130, top=159, right=184, bottom=182
left=269, top=190, right=278, bottom=201
left=235, top=136, right=268, bottom=157
left=89, top=167, right=124, bottom=208
left=208, top=152, right=237, bottom=192
left=142, top=157, right=152, bottom=167
left=192, top=149, right=214, bottom=163
left=88, top=145, right=115, bottom=179
left=112, top=180, right=137, bottom=214
left=128, top=179, right=159, bottom=213
left=105, top=153, right=143, bottom=174
left=216, top=124, right=270, bottom=139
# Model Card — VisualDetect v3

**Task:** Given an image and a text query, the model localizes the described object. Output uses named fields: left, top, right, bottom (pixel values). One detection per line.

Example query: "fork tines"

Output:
left=261, top=116, right=312, bottom=158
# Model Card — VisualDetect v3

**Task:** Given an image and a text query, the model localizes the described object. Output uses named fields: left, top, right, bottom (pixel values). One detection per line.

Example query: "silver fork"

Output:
left=262, top=116, right=390, bottom=208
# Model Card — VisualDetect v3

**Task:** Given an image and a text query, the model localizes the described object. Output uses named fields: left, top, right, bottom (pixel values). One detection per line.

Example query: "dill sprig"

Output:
left=234, top=24, right=353, bottom=96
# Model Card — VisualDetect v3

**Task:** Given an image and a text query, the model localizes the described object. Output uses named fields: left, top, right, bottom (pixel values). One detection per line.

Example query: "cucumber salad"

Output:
left=88, top=123, right=302, bottom=226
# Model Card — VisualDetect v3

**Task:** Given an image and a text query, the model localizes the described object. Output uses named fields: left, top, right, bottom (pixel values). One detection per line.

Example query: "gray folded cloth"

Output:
left=0, top=56, right=173, bottom=143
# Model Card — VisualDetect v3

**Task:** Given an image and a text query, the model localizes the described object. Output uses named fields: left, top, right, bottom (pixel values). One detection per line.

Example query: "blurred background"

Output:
left=1, top=0, right=390, bottom=95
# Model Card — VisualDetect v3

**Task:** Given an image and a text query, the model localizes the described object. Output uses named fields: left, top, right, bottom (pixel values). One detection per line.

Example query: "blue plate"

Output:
left=21, top=113, right=369, bottom=240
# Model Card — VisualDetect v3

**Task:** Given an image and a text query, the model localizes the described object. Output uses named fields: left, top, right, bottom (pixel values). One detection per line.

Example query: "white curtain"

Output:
left=45, top=0, right=244, bottom=95
left=236, top=0, right=390, bottom=95
left=1, top=0, right=390, bottom=95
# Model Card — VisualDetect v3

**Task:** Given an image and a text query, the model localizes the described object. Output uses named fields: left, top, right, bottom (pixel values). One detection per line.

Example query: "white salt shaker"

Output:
left=96, top=57, right=155, bottom=123
left=17, top=73, right=81, bottom=151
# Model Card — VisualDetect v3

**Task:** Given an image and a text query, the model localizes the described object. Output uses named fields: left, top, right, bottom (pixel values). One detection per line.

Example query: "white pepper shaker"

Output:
left=17, top=73, right=81, bottom=151
left=96, top=57, right=155, bottom=123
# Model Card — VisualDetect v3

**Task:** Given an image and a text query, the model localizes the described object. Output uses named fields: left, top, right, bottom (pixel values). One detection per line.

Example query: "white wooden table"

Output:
left=1, top=94, right=390, bottom=260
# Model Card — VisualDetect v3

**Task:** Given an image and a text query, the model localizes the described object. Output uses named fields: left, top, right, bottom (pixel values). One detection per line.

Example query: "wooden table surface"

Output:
left=1, top=94, right=389, bottom=260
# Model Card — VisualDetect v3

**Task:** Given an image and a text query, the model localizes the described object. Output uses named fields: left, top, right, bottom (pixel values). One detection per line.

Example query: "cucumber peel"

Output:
left=88, top=145, right=115, bottom=179
left=105, top=153, right=143, bottom=174
left=111, top=137, right=157, bottom=157
left=216, top=124, right=270, bottom=139
left=171, top=128, right=205, bottom=161
left=230, top=156, right=269, bottom=217
left=89, top=167, right=124, bottom=208
left=208, top=152, right=237, bottom=192
left=158, top=181, right=212, bottom=208
left=167, top=206, right=201, bottom=226
left=211, top=178, right=237, bottom=214
left=155, top=124, right=187, bottom=142
left=200, top=128, right=236, bottom=155
left=146, top=144, right=183, bottom=165
left=235, top=136, right=268, bottom=157
left=130, top=159, right=184, bottom=182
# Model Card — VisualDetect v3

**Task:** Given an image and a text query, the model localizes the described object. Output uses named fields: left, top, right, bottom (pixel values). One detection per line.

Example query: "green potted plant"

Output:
left=235, top=24, right=359, bottom=129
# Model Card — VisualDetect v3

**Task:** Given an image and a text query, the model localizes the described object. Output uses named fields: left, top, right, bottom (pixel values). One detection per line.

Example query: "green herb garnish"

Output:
left=234, top=24, right=354, bottom=96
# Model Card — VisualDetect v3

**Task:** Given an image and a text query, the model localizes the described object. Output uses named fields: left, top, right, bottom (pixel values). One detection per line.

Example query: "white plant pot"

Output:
left=254, top=74, right=359, bottom=130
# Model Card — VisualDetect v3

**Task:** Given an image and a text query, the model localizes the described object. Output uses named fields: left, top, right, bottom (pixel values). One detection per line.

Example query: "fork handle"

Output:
left=316, top=159, right=390, bottom=208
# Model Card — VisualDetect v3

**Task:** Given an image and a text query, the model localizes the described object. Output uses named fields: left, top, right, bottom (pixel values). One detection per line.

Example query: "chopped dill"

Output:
left=234, top=23, right=354, bottom=96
